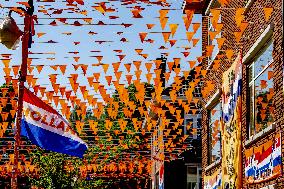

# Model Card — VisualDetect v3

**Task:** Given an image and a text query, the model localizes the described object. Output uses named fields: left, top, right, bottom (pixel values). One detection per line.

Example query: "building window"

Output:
left=248, top=40, right=274, bottom=137
left=184, top=114, right=201, bottom=139
left=208, top=101, right=221, bottom=164
left=186, top=165, right=202, bottom=189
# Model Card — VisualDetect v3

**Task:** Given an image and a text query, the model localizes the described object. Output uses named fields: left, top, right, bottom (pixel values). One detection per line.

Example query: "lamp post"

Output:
left=10, top=0, right=34, bottom=188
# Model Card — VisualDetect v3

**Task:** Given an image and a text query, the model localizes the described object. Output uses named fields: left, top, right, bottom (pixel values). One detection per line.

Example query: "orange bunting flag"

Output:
left=169, top=24, right=178, bottom=37
left=124, top=63, right=132, bottom=72
left=182, top=16, right=190, bottom=31
left=139, top=32, right=148, bottom=43
left=117, top=54, right=126, bottom=61
left=165, top=72, right=171, bottom=81
left=192, top=23, right=200, bottom=33
left=153, top=59, right=162, bottom=68
left=216, top=37, right=225, bottom=49
left=115, top=71, right=122, bottom=81
left=210, top=9, right=221, bottom=29
left=162, top=32, right=171, bottom=43
left=225, top=49, right=234, bottom=60
left=133, top=61, right=142, bottom=70
left=167, top=61, right=174, bottom=71
left=105, top=76, right=112, bottom=86
left=169, top=39, right=177, bottom=47
left=73, top=57, right=80, bottom=62
left=102, top=64, right=109, bottom=73
left=95, top=56, right=103, bottom=64
left=48, top=74, right=57, bottom=84
left=146, top=73, right=152, bottom=83
left=135, top=49, right=143, bottom=54
left=186, top=32, right=194, bottom=42
left=12, top=66, right=20, bottom=76
left=146, top=24, right=155, bottom=29
left=112, top=62, right=121, bottom=73
left=126, top=75, right=133, bottom=85
left=37, top=32, right=46, bottom=38
left=160, top=17, right=168, bottom=30
left=1, top=59, right=11, bottom=67
left=192, top=38, right=199, bottom=47
left=235, top=8, right=245, bottom=27
left=263, top=7, right=273, bottom=21
left=145, top=62, right=152, bottom=72
left=159, top=9, right=169, bottom=19
left=206, top=45, right=214, bottom=57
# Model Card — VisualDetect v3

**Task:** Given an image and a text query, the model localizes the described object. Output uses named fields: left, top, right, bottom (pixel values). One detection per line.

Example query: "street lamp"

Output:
left=1, top=0, right=35, bottom=188
left=0, top=10, right=23, bottom=49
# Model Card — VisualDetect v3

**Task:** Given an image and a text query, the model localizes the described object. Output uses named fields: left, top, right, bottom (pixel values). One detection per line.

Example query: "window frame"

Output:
left=247, top=39, right=274, bottom=138
left=207, top=100, right=222, bottom=165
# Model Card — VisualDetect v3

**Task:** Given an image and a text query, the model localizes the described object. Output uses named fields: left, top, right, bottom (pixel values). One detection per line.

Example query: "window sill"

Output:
left=244, top=0, right=255, bottom=15
left=205, top=159, right=221, bottom=172
left=245, top=123, right=276, bottom=147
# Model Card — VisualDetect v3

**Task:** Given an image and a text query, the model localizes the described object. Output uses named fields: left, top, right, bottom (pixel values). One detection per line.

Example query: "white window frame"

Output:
left=205, top=89, right=222, bottom=167
left=248, top=39, right=274, bottom=138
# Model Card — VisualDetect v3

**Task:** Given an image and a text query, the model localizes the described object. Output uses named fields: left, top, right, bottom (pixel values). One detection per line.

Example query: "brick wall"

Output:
left=201, top=0, right=283, bottom=188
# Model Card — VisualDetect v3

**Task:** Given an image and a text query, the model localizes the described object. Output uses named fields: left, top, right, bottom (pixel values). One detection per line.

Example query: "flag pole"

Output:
left=11, top=1, right=34, bottom=188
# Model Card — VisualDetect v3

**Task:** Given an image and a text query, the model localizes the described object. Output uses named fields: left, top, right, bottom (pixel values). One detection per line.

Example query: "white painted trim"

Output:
left=259, top=184, right=276, bottom=189
left=205, top=158, right=221, bottom=172
left=245, top=123, right=276, bottom=147
left=242, top=24, right=273, bottom=64
left=205, top=0, right=216, bottom=15
left=181, top=0, right=186, bottom=11
left=205, top=89, right=221, bottom=109
left=244, top=0, right=255, bottom=15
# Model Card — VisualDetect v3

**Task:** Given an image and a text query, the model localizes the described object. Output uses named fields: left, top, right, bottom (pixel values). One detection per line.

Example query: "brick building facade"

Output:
left=200, top=0, right=283, bottom=188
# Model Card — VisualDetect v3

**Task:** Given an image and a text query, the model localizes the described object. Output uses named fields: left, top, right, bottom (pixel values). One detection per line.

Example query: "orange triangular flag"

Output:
left=146, top=73, right=152, bottom=83
left=169, top=24, right=178, bottom=37
left=133, top=61, right=142, bottom=70
left=225, top=49, right=234, bottom=60
left=102, top=64, right=109, bottom=73
left=112, top=62, right=121, bottom=73
left=188, top=61, right=196, bottom=69
left=105, top=76, right=112, bottom=86
left=162, top=32, right=171, bottom=43
left=145, top=62, right=152, bottom=72
left=125, top=75, right=132, bottom=85
left=169, top=39, right=177, bottom=47
left=93, top=73, right=100, bottom=81
left=192, top=23, right=200, bottom=33
left=192, top=39, right=199, bottom=47
left=115, top=71, right=122, bottom=81
left=159, top=9, right=169, bottom=19
left=37, top=32, right=46, bottom=38
left=12, top=66, right=20, bottom=76
left=59, top=65, right=67, bottom=75
left=263, top=7, right=273, bottom=21
left=124, top=63, right=132, bottom=72
left=160, top=17, right=168, bottom=30
left=216, top=38, right=225, bottom=49
left=139, top=32, right=148, bottom=43
left=73, top=57, right=80, bottom=62
left=95, top=56, right=103, bottom=63
left=1, top=59, right=10, bottom=67
left=146, top=24, right=155, bottom=29
left=186, top=32, right=194, bottom=42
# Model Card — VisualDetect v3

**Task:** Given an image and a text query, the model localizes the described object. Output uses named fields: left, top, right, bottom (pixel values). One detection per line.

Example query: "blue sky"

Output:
left=0, top=0, right=202, bottom=110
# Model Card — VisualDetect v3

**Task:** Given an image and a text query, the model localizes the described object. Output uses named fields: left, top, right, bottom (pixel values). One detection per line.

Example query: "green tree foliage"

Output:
left=28, top=83, right=153, bottom=188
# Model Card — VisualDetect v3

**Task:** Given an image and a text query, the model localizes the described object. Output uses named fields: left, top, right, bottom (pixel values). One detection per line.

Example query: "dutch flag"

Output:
left=21, top=87, right=88, bottom=158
